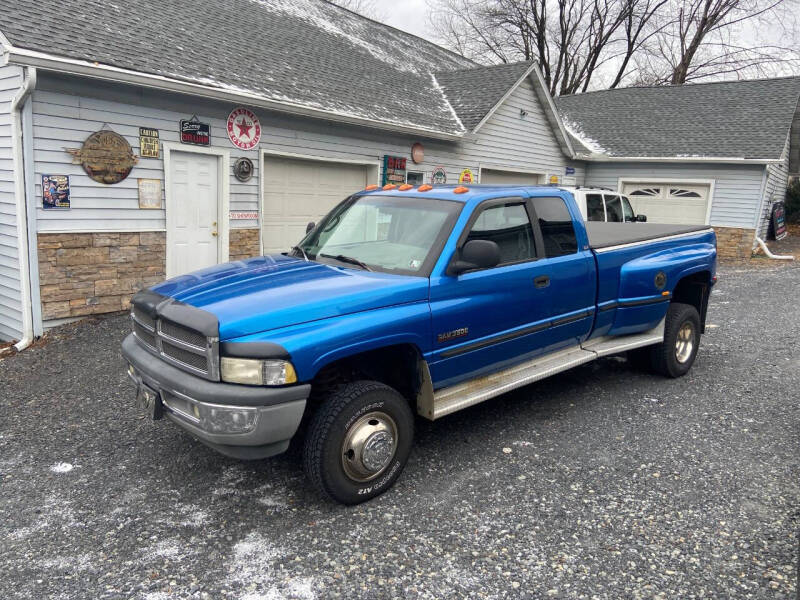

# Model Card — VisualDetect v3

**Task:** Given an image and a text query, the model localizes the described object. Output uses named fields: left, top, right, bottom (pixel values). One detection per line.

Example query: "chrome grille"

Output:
left=160, top=320, right=207, bottom=347
left=161, top=342, right=209, bottom=372
left=130, top=306, right=219, bottom=381
left=132, top=320, right=156, bottom=348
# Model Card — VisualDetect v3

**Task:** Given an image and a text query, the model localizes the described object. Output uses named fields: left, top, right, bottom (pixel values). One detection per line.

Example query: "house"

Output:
left=0, top=0, right=798, bottom=346
left=557, top=77, right=800, bottom=257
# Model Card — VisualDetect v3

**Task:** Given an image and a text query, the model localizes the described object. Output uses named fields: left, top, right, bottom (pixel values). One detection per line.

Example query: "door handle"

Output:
left=534, top=275, right=550, bottom=288
left=211, top=231, right=218, bottom=237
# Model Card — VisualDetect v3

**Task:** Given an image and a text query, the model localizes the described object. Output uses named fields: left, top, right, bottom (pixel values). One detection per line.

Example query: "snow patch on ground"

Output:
left=50, top=462, right=74, bottom=473
left=38, top=552, right=94, bottom=573
left=150, top=538, right=190, bottom=561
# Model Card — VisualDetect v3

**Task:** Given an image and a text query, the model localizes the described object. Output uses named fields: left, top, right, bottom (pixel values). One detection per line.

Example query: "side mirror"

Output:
left=306, top=221, right=315, bottom=233
left=450, top=239, right=501, bottom=275
left=636, top=214, right=647, bottom=222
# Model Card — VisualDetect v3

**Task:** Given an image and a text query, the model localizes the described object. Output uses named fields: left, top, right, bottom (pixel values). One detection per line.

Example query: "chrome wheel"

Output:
left=341, top=411, right=398, bottom=482
left=675, top=322, right=695, bottom=364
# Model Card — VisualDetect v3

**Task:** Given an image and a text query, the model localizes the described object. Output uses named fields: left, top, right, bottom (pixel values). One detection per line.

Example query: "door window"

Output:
left=604, top=195, right=624, bottom=222
left=534, top=197, right=578, bottom=257
left=586, top=194, right=605, bottom=221
left=620, top=196, right=635, bottom=221
left=466, top=202, right=536, bottom=265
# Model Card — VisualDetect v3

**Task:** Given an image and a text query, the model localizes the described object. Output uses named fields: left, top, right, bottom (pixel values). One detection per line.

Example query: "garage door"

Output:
left=480, top=169, right=543, bottom=185
left=621, top=183, right=710, bottom=225
left=262, top=156, right=371, bottom=254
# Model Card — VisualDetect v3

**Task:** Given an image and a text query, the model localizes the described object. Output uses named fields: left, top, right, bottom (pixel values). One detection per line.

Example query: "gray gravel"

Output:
left=1, top=262, right=798, bottom=599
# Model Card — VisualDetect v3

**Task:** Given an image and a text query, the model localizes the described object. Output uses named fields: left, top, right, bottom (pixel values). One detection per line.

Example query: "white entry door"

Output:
left=167, top=151, right=220, bottom=277
left=621, top=182, right=711, bottom=224
left=262, top=156, right=371, bottom=255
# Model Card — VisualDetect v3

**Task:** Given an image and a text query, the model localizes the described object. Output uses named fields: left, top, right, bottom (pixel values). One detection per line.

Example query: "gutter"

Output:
left=9, top=65, right=37, bottom=351
left=577, top=154, right=782, bottom=165
left=5, top=46, right=465, bottom=142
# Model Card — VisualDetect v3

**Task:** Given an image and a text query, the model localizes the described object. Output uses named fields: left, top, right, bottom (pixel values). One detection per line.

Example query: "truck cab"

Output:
left=123, top=184, right=715, bottom=505
left=567, top=187, right=646, bottom=223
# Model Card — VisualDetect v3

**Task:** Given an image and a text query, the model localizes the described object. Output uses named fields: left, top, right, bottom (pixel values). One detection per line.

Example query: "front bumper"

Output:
left=122, top=334, right=310, bottom=459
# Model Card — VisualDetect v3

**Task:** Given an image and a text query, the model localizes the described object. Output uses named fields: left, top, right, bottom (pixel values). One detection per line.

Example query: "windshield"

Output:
left=296, top=195, right=462, bottom=275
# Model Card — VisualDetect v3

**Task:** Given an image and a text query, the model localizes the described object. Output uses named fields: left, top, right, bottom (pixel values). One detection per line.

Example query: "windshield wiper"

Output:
left=290, top=246, right=309, bottom=261
left=320, top=253, right=372, bottom=271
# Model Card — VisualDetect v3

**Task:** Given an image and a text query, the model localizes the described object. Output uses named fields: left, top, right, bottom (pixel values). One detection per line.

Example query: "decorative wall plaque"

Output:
left=431, top=166, right=447, bottom=184
left=233, top=157, right=255, bottom=182
left=227, top=107, right=261, bottom=150
left=139, top=127, right=160, bottom=158
left=180, top=116, right=210, bottom=146
left=411, top=142, right=424, bottom=164
left=458, top=168, right=474, bottom=184
left=138, top=178, right=162, bottom=209
left=42, top=175, right=70, bottom=209
left=66, top=130, right=138, bottom=184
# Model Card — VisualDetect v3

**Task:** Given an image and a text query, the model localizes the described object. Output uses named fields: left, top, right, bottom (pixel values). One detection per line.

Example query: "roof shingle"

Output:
left=0, top=0, right=478, bottom=135
left=556, top=77, right=800, bottom=160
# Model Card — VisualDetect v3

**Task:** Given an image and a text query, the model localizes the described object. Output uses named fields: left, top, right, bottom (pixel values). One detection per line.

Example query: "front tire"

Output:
left=303, top=380, right=414, bottom=504
left=650, top=302, right=701, bottom=378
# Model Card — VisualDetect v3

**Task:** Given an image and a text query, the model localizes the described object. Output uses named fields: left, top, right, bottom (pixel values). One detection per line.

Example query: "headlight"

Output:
left=220, top=357, right=297, bottom=386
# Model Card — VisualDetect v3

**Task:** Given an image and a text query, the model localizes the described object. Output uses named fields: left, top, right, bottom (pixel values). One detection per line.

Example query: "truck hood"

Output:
left=150, top=255, right=430, bottom=340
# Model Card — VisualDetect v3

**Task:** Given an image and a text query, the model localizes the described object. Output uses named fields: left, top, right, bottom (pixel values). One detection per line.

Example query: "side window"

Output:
left=534, top=197, right=578, bottom=257
left=585, top=194, right=605, bottom=221
left=466, top=202, right=536, bottom=265
left=620, top=196, right=635, bottom=222
left=604, top=195, right=624, bottom=222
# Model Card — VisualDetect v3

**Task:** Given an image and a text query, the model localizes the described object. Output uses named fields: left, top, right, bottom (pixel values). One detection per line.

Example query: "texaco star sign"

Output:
left=226, top=107, right=261, bottom=150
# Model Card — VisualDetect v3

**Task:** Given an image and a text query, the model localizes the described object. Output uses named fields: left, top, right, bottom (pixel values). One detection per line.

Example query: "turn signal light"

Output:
left=383, top=184, right=397, bottom=190
left=417, top=184, right=433, bottom=192
left=398, top=184, right=413, bottom=191
left=453, top=186, right=469, bottom=194
left=365, top=184, right=379, bottom=190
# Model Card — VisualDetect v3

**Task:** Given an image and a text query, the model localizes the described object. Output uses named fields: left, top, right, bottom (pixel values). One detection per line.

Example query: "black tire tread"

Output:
left=302, top=380, right=401, bottom=504
left=651, top=302, right=700, bottom=378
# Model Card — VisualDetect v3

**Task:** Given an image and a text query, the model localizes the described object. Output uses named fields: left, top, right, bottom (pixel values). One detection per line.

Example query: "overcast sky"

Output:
left=373, top=0, right=433, bottom=39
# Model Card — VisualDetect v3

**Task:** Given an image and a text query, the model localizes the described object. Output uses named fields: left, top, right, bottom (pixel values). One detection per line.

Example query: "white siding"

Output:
left=31, top=73, right=579, bottom=237
left=0, top=65, right=23, bottom=342
left=584, top=161, right=766, bottom=229
left=758, top=134, right=791, bottom=239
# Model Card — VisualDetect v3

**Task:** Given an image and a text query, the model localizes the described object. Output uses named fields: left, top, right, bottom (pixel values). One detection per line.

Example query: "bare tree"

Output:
left=637, top=0, right=800, bottom=84
left=429, top=0, right=799, bottom=92
left=429, top=0, right=667, bottom=94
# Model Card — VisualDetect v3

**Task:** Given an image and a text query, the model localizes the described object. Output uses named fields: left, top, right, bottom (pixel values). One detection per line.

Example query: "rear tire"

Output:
left=650, top=302, right=701, bottom=378
left=303, top=380, right=414, bottom=505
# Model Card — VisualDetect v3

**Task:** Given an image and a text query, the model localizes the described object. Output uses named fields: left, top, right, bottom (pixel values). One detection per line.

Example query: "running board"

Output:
left=418, top=319, right=665, bottom=420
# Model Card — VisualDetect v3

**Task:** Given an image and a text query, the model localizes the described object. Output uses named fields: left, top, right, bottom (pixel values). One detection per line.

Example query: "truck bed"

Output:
left=585, top=222, right=711, bottom=249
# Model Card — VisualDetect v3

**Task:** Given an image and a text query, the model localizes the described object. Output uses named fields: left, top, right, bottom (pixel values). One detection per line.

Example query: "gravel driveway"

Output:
left=1, top=263, right=798, bottom=600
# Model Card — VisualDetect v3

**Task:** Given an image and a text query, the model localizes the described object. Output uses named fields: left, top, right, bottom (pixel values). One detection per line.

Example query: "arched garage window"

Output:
left=629, top=187, right=661, bottom=196
left=669, top=188, right=702, bottom=198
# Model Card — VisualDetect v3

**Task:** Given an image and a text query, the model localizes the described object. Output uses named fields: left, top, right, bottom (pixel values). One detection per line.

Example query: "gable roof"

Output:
left=0, top=0, right=478, bottom=138
left=435, top=61, right=534, bottom=131
left=556, top=77, right=800, bottom=161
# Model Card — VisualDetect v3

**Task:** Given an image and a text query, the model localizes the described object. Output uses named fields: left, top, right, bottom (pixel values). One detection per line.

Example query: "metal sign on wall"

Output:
left=66, top=130, right=138, bottom=184
left=42, top=175, right=70, bottom=209
left=139, top=127, right=160, bottom=158
left=180, top=117, right=210, bottom=146
left=382, top=155, right=407, bottom=186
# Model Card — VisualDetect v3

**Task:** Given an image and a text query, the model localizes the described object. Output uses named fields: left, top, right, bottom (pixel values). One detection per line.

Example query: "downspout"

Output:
left=754, top=236, right=794, bottom=260
left=10, top=66, right=37, bottom=351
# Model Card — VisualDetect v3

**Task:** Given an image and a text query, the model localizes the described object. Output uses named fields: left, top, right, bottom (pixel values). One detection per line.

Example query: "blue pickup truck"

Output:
left=123, top=184, right=716, bottom=504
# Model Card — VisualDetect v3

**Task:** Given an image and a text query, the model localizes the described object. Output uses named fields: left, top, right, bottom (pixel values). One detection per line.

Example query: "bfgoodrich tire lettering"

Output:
left=650, top=302, right=701, bottom=378
left=303, top=380, right=414, bottom=505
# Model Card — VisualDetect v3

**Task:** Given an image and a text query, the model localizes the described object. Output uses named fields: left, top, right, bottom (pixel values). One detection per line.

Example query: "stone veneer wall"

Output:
left=38, top=232, right=166, bottom=320
left=230, top=228, right=261, bottom=261
left=713, top=226, right=755, bottom=261
left=38, top=229, right=263, bottom=322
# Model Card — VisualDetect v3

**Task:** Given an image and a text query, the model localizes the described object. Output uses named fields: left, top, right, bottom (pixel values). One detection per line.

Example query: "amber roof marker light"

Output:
left=382, top=184, right=398, bottom=190
left=364, top=184, right=379, bottom=191
left=453, top=186, right=470, bottom=194
left=417, top=184, right=433, bottom=192
left=398, top=184, right=413, bottom=191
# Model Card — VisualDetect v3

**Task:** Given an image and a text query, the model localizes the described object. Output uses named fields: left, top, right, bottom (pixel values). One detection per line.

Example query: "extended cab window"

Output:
left=604, top=195, right=624, bottom=222
left=586, top=194, right=605, bottom=221
left=534, top=197, right=578, bottom=257
left=466, top=202, right=536, bottom=265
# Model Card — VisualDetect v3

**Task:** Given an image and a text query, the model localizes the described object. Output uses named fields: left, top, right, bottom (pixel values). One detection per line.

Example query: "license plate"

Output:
left=136, top=382, right=163, bottom=420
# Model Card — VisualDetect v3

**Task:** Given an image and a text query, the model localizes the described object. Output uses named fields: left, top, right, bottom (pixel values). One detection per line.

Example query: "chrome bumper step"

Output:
left=420, top=319, right=665, bottom=420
